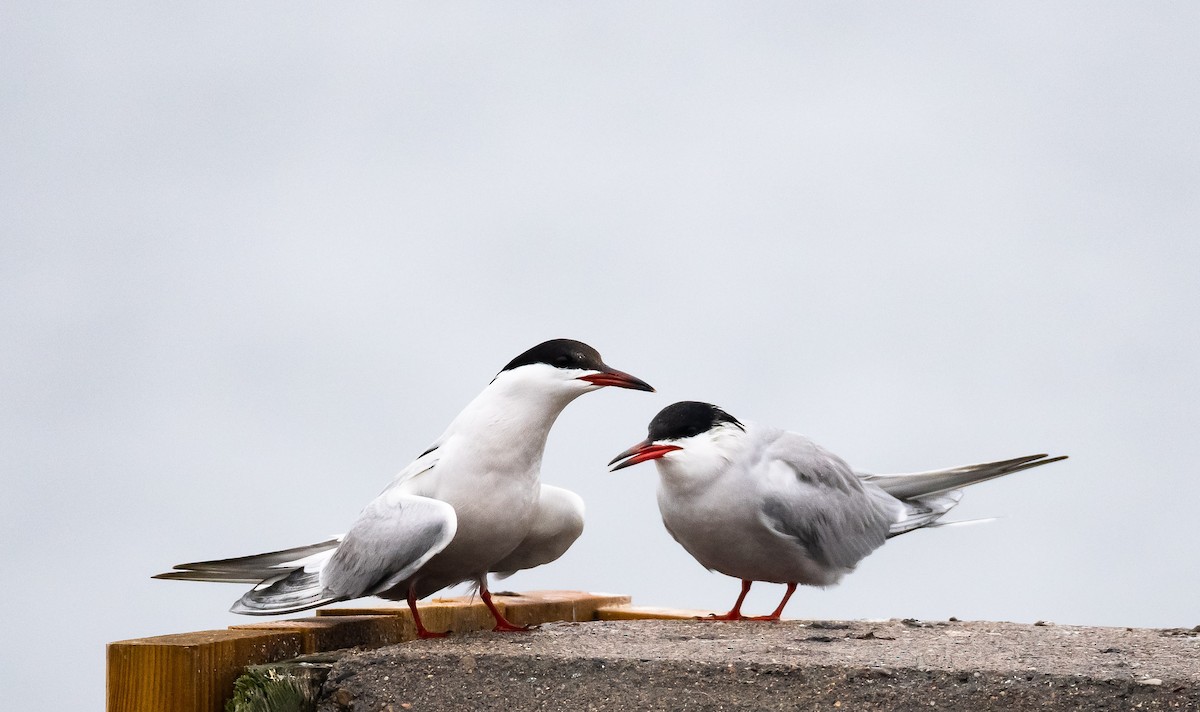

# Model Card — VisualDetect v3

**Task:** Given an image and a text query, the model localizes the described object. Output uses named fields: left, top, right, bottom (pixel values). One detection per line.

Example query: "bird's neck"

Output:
left=443, top=374, right=582, bottom=473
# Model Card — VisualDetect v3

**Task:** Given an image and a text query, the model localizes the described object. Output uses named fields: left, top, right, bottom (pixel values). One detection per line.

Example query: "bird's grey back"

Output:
left=757, top=430, right=894, bottom=574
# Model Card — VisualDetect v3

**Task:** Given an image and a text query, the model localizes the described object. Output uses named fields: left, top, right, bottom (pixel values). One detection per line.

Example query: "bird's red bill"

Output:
left=609, top=441, right=683, bottom=471
left=578, top=368, right=655, bottom=392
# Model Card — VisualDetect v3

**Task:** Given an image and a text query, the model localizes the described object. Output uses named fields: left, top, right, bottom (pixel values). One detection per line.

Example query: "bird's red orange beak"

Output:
left=608, top=440, right=683, bottom=471
left=578, top=366, right=654, bottom=392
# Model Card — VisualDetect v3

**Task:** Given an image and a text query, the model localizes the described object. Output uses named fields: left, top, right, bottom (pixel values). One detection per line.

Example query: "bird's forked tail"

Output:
left=153, top=538, right=344, bottom=615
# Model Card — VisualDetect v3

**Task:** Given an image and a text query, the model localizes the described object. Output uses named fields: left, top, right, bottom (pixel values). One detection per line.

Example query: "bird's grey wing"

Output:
left=491, top=484, right=584, bottom=578
left=858, top=454, right=1067, bottom=499
left=319, top=489, right=457, bottom=599
left=757, top=433, right=895, bottom=572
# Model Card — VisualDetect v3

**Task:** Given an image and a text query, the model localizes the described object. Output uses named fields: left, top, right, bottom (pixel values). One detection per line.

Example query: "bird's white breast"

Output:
left=394, top=368, right=581, bottom=579
left=654, top=424, right=844, bottom=586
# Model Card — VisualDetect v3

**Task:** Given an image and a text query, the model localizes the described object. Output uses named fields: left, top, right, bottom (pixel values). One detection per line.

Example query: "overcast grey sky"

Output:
left=3, top=3, right=1199, bottom=709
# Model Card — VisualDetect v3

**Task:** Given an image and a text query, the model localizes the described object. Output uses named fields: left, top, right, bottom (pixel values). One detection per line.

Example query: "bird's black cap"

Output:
left=647, top=401, right=743, bottom=441
left=500, top=339, right=607, bottom=373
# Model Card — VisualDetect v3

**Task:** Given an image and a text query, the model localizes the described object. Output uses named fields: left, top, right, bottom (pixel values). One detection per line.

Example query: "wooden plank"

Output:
left=232, top=614, right=416, bottom=652
left=107, top=629, right=303, bottom=712
left=391, top=597, right=494, bottom=635
left=317, top=590, right=634, bottom=630
left=490, top=590, right=633, bottom=626
left=315, top=602, right=410, bottom=616
left=595, top=604, right=715, bottom=621
left=316, top=596, right=495, bottom=635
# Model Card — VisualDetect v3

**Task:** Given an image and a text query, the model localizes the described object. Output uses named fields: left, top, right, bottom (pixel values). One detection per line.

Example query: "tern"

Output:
left=609, top=401, right=1066, bottom=621
left=156, top=338, right=653, bottom=637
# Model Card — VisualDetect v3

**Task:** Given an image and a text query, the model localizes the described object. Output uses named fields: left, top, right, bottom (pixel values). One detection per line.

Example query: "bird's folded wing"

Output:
left=320, top=490, right=457, bottom=599
left=758, top=438, right=894, bottom=571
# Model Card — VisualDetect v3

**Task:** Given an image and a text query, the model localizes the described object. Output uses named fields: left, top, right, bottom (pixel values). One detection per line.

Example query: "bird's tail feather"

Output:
left=229, top=569, right=343, bottom=615
left=924, top=516, right=1001, bottom=529
left=153, top=538, right=344, bottom=615
left=152, top=570, right=275, bottom=584
left=862, top=454, right=1067, bottom=500
left=152, top=538, right=341, bottom=583
left=887, top=491, right=963, bottom=537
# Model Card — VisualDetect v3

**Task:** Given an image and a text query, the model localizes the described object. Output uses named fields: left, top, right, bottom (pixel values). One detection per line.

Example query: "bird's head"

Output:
left=493, top=338, right=655, bottom=400
left=609, top=401, right=745, bottom=475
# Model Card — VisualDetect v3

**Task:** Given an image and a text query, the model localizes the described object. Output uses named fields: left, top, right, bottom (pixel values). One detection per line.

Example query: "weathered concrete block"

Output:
left=310, top=619, right=1200, bottom=711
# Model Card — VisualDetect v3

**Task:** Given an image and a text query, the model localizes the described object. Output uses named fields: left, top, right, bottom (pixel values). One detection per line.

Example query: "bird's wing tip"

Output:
left=152, top=571, right=195, bottom=580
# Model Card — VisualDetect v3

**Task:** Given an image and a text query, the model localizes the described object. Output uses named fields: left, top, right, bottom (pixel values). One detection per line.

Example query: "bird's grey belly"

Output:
left=381, top=479, right=540, bottom=599
left=663, top=504, right=842, bottom=586
left=422, top=513, right=530, bottom=576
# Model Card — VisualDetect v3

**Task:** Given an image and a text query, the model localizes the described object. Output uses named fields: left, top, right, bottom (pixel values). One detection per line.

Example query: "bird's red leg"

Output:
left=408, top=586, right=449, bottom=639
left=479, top=581, right=534, bottom=632
left=745, top=582, right=797, bottom=622
left=701, top=579, right=754, bottom=621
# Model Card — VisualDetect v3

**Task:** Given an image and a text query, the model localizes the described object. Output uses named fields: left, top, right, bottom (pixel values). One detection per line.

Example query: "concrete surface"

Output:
left=312, top=618, right=1200, bottom=711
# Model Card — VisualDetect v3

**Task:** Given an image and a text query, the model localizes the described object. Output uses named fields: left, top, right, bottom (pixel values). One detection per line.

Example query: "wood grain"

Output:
left=106, top=629, right=303, bottom=712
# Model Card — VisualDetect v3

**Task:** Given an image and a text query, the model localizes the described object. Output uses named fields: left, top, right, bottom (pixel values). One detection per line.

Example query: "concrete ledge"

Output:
left=310, top=619, right=1200, bottom=711
left=109, top=594, right=1200, bottom=711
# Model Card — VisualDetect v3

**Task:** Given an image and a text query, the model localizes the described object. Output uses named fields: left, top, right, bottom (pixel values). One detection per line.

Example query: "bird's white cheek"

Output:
left=654, top=452, right=697, bottom=481
left=668, top=446, right=704, bottom=469
left=653, top=455, right=681, bottom=477
left=662, top=445, right=730, bottom=485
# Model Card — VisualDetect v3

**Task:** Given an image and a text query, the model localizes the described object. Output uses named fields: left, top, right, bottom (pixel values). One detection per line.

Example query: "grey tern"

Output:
left=609, top=401, right=1066, bottom=621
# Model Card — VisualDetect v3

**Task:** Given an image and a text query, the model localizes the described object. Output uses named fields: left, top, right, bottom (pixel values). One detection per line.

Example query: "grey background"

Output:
left=3, top=3, right=1198, bottom=709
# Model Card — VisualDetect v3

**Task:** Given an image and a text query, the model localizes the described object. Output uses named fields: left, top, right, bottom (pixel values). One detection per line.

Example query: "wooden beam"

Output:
left=490, top=590, right=632, bottom=626
left=595, top=604, right=715, bottom=620
left=232, top=614, right=415, bottom=653
left=317, top=596, right=496, bottom=635
left=106, top=629, right=303, bottom=712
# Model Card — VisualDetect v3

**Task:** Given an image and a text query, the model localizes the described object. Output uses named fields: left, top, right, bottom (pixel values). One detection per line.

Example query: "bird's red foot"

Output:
left=408, top=589, right=449, bottom=639
left=697, top=611, right=747, bottom=621
left=479, top=586, right=536, bottom=632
